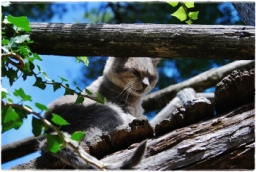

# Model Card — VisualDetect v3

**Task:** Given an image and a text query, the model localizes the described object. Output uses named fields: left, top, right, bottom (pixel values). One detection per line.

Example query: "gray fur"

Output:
left=40, top=57, right=160, bottom=169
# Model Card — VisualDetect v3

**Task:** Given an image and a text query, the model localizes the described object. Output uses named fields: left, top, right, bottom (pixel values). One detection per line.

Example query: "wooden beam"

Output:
left=4, top=23, right=255, bottom=59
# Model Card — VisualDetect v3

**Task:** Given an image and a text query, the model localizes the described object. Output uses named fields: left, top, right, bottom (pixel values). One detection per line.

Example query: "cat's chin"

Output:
left=132, top=89, right=148, bottom=96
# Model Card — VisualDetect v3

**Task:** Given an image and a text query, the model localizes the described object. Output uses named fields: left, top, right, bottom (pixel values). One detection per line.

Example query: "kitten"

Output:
left=41, top=57, right=160, bottom=169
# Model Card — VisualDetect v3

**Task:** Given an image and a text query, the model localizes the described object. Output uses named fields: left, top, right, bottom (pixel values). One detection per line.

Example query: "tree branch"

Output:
left=142, top=60, right=254, bottom=112
left=3, top=23, right=254, bottom=59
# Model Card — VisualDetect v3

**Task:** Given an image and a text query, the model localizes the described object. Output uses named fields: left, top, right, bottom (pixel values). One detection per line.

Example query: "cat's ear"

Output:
left=151, top=58, right=161, bottom=66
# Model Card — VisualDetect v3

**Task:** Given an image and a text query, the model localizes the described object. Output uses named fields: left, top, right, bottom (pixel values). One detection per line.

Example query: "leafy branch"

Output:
left=1, top=101, right=107, bottom=170
left=167, top=1, right=199, bottom=24
left=1, top=3, right=107, bottom=169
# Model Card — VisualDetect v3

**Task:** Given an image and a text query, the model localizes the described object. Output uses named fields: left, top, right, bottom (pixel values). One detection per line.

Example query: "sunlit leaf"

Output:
left=35, top=102, right=49, bottom=111
left=184, top=2, right=194, bottom=8
left=189, top=11, right=199, bottom=20
left=167, top=1, right=178, bottom=7
left=58, top=76, right=68, bottom=82
left=70, top=131, right=86, bottom=141
left=185, top=19, right=193, bottom=24
left=46, top=134, right=63, bottom=153
left=13, top=88, right=32, bottom=102
left=51, top=113, right=70, bottom=126
left=2, top=106, right=23, bottom=133
left=76, top=56, right=89, bottom=66
left=171, top=6, right=187, bottom=21
left=7, top=15, right=31, bottom=32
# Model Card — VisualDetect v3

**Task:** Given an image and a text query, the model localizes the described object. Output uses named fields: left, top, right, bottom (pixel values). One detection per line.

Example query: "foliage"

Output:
left=168, top=1, right=199, bottom=24
left=1, top=3, right=107, bottom=165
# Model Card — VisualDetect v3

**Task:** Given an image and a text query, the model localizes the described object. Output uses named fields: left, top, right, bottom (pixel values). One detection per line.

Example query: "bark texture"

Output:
left=232, top=2, right=255, bottom=26
left=102, top=103, right=254, bottom=170
left=3, top=23, right=254, bottom=59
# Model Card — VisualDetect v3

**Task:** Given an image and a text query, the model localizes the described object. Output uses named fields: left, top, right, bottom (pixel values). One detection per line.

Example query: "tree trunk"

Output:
left=102, top=103, right=255, bottom=170
left=3, top=23, right=254, bottom=59
left=232, top=2, right=255, bottom=26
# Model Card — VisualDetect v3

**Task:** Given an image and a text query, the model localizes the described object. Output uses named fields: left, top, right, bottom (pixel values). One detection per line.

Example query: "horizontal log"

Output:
left=4, top=23, right=255, bottom=59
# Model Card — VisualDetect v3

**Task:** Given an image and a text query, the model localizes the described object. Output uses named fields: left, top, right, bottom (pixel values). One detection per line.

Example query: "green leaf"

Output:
left=35, top=102, right=49, bottom=111
left=14, top=35, right=30, bottom=43
left=7, top=15, right=31, bottom=32
left=33, top=77, right=46, bottom=90
left=58, top=76, right=68, bottom=82
left=13, top=88, right=32, bottom=102
left=189, top=11, right=199, bottom=20
left=171, top=6, right=187, bottom=21
left=70, top=131, right=86, bottom=141
left=184, top=2, right=194, bottom=8
left=2, top=106, right=23, bottom=133
left=32, top=117, right=44, bottom=137
left=46, top=134, right=64, bottom=153
left=2, top=39, right=9, bottom=45
left=1, top=88, right=8, bottom=99
left=96, top=92, right=107, bottom=104
left=6, top=68, right=18, bottom=86
left=51, top=113, right=70, bottom=126
left=167, top=2, right=178, bottom=7
left=75, top=95, right=84, bottom=104
left=85, top=89, right=93, bottom=95
left=41, top=72, right=51, bottom=81
left=185, top=19, right=193, bottom=24
left=64, top=86, right=75, bottom=95
left=53, top=82, right=61, bottom=92
left=76, top=56, right=89, bottom=66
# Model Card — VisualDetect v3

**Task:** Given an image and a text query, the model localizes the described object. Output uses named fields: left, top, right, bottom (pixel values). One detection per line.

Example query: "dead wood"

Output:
left=154, top=88, right=214, bottom=136
left=3, top=23, right=254, bottom=59
left=215, top=66, right=255, bottom=114
left=101, top=103, right=255, bottom=170
left=142, top=60, right=254, bottom=112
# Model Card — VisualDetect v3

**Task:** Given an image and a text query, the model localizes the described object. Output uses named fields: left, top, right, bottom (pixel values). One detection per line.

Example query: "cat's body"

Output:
left=41, top=57, right=160, bottom=169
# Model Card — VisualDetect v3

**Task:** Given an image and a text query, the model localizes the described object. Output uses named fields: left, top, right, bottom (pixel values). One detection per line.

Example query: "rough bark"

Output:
left=3, top=23, right=254, bottom=59
left=232, top=2, right=255, bottom=26
left=101, top=103, right=255, bottom=170
left=9, top=103, right=255, bottom=170
left=142, top=60, right=254, bottom=112
left=215, top=67, right=255, bottom=114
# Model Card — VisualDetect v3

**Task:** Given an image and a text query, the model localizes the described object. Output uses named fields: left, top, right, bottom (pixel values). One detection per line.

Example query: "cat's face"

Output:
left=104, top=57, right=160, bottom=96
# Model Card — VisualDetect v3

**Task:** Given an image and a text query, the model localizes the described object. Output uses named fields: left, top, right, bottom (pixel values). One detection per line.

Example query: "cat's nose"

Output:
left=142, top=77, right=149, bottom=89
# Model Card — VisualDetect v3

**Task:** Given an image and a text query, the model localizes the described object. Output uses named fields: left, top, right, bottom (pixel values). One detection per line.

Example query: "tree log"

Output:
left=232, top=2, right=255, bottom=26
left=3, top=23, right=254, bottom=59
left=142, top=60, right=254, bottom=112
left=102, top=103, right=254, bottom=170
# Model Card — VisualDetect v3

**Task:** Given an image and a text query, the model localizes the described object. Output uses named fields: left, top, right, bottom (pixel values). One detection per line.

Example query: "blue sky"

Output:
left=1, top=2, right=103, bottom=169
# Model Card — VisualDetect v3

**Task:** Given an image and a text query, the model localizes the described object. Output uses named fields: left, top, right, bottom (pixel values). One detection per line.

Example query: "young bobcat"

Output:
left=41, top=57, right=160, bottom=169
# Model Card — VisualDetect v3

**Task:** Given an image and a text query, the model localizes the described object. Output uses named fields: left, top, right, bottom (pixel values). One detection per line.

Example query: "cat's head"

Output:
left=104, top=57, right=161, bottom=96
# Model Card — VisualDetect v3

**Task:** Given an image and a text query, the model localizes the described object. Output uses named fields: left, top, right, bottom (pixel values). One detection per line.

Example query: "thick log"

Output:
left=102, top=103, right=255, bottom=170
left=3, top=23, right=254, bottom=59
left=142, top=60, right=254, bottom=112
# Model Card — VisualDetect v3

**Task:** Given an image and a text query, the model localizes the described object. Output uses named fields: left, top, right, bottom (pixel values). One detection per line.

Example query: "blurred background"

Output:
left=1, top=1, right=243, bottom=169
